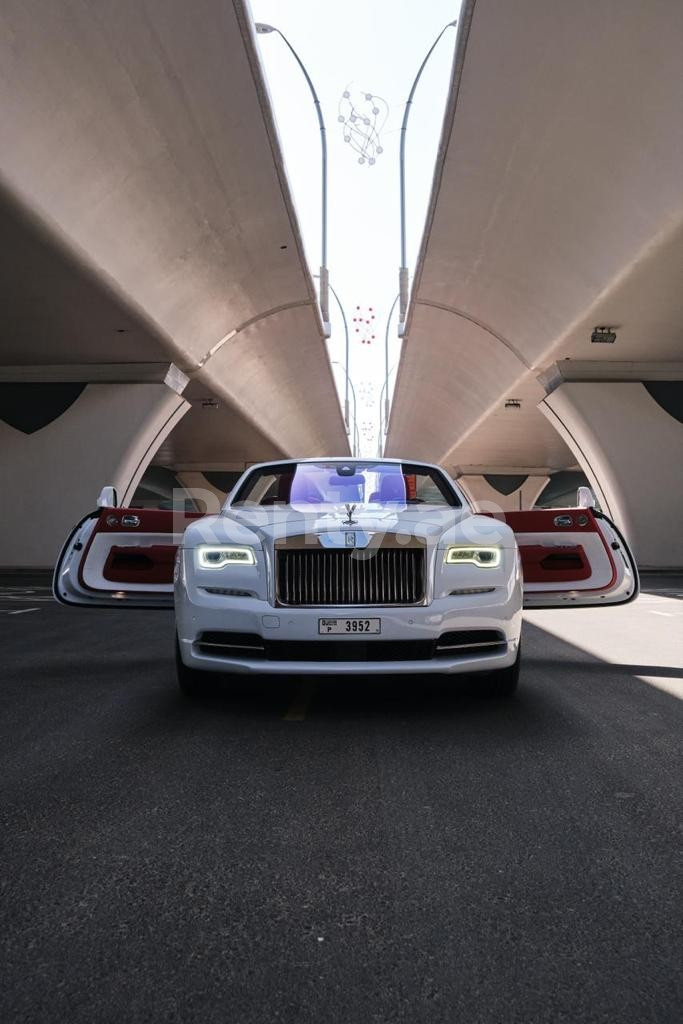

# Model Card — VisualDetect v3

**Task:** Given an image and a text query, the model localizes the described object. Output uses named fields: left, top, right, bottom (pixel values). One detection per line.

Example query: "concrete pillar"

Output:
left=456, top=474, right=550, bottom=512
left=0, top=366, right=189, bottom=568
left=539, top=365, right=683, bottom=569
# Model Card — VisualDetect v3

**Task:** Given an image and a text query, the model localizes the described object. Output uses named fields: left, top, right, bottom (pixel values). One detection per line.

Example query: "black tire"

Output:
left=481, top=643, right=521, bottom=698
left=175, top=636, right=211, bottom=697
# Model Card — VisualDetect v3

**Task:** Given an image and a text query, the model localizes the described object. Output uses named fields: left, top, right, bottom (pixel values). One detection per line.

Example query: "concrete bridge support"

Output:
left=455, top=473, right=549, bottom=513
left=0, top=365, right=189, bottom=568
left=540, top=363, right=683, bottom=570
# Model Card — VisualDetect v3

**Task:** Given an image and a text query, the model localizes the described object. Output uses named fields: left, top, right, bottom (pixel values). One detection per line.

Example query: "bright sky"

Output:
left=251, top=0, right=462, bottom=455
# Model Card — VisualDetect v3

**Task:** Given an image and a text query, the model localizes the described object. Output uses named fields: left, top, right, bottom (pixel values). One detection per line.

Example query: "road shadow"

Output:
left=136, top=659, right=575, bottom=751
left=529, top=658, right=682, bottom=680
left=148, top=617, right=683, bottom=736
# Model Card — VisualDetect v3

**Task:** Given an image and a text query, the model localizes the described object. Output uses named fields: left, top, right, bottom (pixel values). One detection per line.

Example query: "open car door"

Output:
left=503, top=507, right=639, bottom=608
left=54, top=492, right=203, bottom=608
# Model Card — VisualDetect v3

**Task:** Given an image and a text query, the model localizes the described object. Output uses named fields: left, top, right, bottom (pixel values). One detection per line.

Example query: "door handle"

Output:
left=553, top=515, right=573, bottom=528
left=121, top=514, right=141, bottom=528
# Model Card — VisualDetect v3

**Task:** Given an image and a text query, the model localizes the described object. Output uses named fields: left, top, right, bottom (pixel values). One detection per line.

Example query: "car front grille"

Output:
left=276, top=546, right=425, bottom=606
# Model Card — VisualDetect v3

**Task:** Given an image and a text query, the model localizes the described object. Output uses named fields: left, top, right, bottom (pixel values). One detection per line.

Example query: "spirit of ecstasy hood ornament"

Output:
left=342, top=503, right=358, bottom=526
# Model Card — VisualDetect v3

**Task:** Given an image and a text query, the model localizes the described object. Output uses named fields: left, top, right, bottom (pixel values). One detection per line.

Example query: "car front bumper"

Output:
left=175, top=584, right=522, bottom=676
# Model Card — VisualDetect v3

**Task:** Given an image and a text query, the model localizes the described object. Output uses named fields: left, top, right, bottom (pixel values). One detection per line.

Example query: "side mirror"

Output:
left=577, top=486, right=596, bottom=509
left=97, top=485, right=118, bottom=508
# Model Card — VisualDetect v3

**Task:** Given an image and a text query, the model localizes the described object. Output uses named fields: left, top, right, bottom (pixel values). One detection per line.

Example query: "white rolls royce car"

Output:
left=54, top=458, right=638, bottom=698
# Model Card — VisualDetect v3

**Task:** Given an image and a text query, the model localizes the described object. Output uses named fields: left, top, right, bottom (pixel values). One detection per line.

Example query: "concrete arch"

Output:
left=414, top=300, right=532, bottom=372
left=540, top=369, right=683, bottom=569
left=385, top=303, right=525, bottom=463
left=455, top=473, right=549, bottom=512
left=0, top=369, right=189, bottom=568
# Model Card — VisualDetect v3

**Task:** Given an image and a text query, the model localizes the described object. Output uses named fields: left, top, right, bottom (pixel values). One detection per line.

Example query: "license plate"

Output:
left=318, top=617, right=381, bottom=635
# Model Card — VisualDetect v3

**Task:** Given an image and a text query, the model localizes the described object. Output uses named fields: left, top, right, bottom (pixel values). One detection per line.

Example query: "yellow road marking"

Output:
left=283, top=679, right=316, bottom=721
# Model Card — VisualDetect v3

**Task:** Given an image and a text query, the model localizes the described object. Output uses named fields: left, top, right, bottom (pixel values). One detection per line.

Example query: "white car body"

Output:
left=55, top=457, right=639, bottom=693
left=176, top=488, right=522, bottom=677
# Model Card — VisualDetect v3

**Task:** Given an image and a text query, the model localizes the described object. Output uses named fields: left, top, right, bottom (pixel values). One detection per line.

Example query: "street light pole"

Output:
left=378, top=363, right=397, bottom=444
left=255, top=23, right=330, bottom=334
left=378, top=378, right=388, bottom=452
left=398, top=20, right=458, bottom=334
left=378, top=378, right=387, bottom=439
left=330, top=282, right=351, bottom=432
left=383, top=292, right=399, bottom=434
left=333, top=362, right=358, bottom=456
left=316, top=274, right=350, bottom=432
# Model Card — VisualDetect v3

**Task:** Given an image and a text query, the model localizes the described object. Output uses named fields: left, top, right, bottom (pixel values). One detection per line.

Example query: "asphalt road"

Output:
left=1, top=578, right=681, bottom=1024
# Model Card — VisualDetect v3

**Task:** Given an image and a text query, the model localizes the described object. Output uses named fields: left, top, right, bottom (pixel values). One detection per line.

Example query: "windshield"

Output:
left=231, top=462, right=460, bottom=508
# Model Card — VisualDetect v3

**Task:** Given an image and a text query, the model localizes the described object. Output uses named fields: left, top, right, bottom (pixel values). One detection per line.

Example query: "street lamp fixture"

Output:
left=398, top=20, right=458, bottom=334
left=255, top=22, right=330, bottom=335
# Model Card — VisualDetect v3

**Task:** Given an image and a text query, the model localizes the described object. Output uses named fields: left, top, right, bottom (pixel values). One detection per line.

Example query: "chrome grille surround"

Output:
left=275, top=536, right=426, bottom=607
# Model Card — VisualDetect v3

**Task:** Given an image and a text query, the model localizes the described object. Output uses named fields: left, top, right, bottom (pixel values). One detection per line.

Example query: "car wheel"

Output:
left=175, top=635, right=210, bottom=697
left=481, top=643, right=521, bottom=698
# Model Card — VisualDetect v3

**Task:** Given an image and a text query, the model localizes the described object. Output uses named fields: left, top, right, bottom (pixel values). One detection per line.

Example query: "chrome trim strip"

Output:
left=435, top=641, right=507, bottom=652
left=197, top=641, right=265, bottom=651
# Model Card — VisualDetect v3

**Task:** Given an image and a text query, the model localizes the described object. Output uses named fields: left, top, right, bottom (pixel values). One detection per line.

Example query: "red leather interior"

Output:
left=499, top=508, right=618, bottom=593
left=95, top=508, right=203, bottom=533
left=103, top=545, right=177, bottom=584
left=81, top=505, right=617, bottom=595
left=519, top=544, right=591, bottom=583
left=500, top=509, right=598, bottom=532
left=79, top=507, right=206, bottom=591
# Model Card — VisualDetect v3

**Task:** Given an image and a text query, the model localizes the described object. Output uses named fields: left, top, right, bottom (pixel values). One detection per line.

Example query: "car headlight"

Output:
left=197, top=545, right=257, bottom=568
left=444, top=546, right=501, bottom=568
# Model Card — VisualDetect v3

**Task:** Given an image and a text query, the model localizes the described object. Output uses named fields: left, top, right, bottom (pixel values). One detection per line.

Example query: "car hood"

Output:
left=183, top=506, right=516, bottom=549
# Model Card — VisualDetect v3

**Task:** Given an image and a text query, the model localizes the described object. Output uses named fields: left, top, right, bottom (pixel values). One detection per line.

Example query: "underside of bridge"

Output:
left=0, top=0, right=348, bottom=566
left=0, top=0, right=681, bottom=570
left=386, top=0, right=683, bottom=568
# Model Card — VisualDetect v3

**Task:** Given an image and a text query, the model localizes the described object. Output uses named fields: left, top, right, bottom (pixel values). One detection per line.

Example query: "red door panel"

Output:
left=55, top=506, right=204, bottom=608
left=102, top=545, right=178, bottom=584
left=519, top=544, right=592, bottom=583
left=502, top=508, right=638, bottom=608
